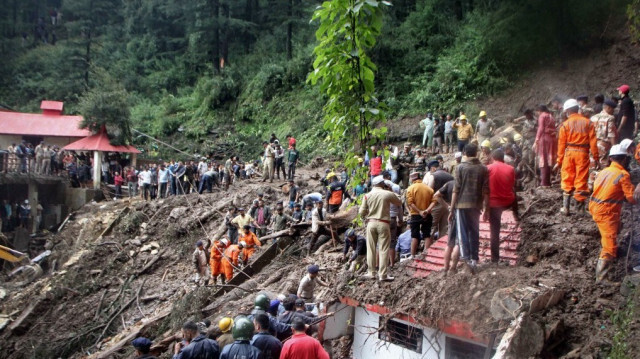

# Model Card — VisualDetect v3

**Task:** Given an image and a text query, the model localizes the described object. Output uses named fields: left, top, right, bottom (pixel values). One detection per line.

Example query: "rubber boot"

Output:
left=574, top=200, right=586, bottom=217
left=595, top=258, right=612, bottom=283
left=560, top=193, right=571, bottom=216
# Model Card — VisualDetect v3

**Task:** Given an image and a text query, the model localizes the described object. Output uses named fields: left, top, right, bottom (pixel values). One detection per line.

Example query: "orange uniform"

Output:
left=635, top=145, right=640, bottom=163
left=221, top=244, right=241, bottom=281
left=209, top=240, right=226, bottom=277
left=557, top=113, right=598, bottom=201
left=589, top=162, right=636, bottom=259
left=239, top=231, right=261, bottom=263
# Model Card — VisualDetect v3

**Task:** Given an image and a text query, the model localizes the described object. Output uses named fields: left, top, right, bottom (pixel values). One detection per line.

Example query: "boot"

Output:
left=595, top=258, right=612, bottom=283
left=575, top=200, right=586, bottom=216
left=560, top=193, right=571, bottom=216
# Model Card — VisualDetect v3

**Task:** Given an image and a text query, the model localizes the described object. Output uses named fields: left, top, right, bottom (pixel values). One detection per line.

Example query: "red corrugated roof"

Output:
left=63, top=128, right=140, bottom=153
left=40, top=100, right=64, bottom=112
left=0, top=111, right=91, bottom=137
left=408, top=211, right=521, bottom=277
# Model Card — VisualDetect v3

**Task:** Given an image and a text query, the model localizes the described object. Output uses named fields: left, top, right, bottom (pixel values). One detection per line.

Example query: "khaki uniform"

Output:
left=358, top=187, right=402, bottom=278
left=591, top=111, right=617, bottom=167
left=263, top=145, right=275, bottom=182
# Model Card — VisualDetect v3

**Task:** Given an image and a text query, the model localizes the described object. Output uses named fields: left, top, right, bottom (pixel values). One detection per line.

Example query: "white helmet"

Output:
left=220, top=238, right=229, bottom=246
left=563, top=99, right=579, bottom=111
left=609, top=144, right=628, bottom=157
left=619, top=139, right=633, bottom=153
left=239, top=241, right=247, bottom=248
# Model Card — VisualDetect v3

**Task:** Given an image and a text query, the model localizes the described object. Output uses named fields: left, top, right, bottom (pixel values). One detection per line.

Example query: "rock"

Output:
left=129, top=239, right=142, bottom=247
left=129, top=250, right=136, bottom=257
left=141, top=222, right=148, bottom=229
left=494, top=313, right=544, bottom=359
left=491, top=284, right=564, bottom=320
left=620, top=274, right=640, bottom=296
left=78, top=218, right=90, bottom=225
left=151, top=249, right=159, bottom=255
left=169, top=207, right=188, bottom=219
left=525, top=255, right=538, bottom=264
left=0, top=287, right=6, bottom=301
left=140, top=241, right=160, bottom=252
left=63, top=250, right=88, bottom=268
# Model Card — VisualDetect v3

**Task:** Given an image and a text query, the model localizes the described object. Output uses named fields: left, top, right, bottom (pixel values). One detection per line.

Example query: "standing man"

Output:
left=286, top=134, right=296, bottom=149
left=287, top=180, right=299, bottom=209
left=220, top=317, right=262, bottom=359
left=232, top=208, right=260, bottom=236
left=553, top=99, right=599, bottom=216
left=616, top=85, right=637, bottom=141
left=487, top=149, right=517, bottom=263
left=590, top=99, right=618, bottom=168
left=326, top=172, right=351, bottom=213
left=420, top=113, right=434, bottom=148
left=262, top=142, right=275, bottom=183
left=221, top=241, right=245, bottom=282
left=251, top=200, right=271, bottom=237
left=577, top=95, right=594, bottom=118
left=287, top=144, right=299, bottom=180
left=432, top=180, right=460, bottom=275
left=210, top=238, right=228, bottom=285
left=475, top=111, right=495, bottom=145
left=173, top=321, right=220, bottom=359
left=382, top=141, right=399, bottom=183
left=359, top=176, right=403, bottom=281
left=274, top=141, right=287, bottom=180
left=397, top=143, right=415, bottom=189
left=271, top=204, right=293, bottom=232
left=448, top=144, right=489, bottom=274
left=140, top=166, right=152, bottom=201
left=424, top=161, right=453, bottom=243
left=239, top=225, right=261, bottom=264
left=382, top=171, right=402, bottom=266
left=225, top=207, right=239, bottom=244
left=192, top=240, right=209, bottom=286
left=251, top=313, right=282, bottom=359
left=444, top=115, right=454, bottom=153
left=433, top=117, right=445, bottom=154
left=406, top=172, right=434, bottom=258
left=279, top=317, right=330, bottom=359
left=158, top=164, right=169, bottom=198
left=589, top=145, right=639, bottom=282
left=453, top=115, right=474, bottom=152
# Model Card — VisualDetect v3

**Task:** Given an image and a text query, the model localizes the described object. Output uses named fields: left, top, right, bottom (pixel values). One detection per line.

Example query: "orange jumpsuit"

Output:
left=589, top=162, right=636, bottom=259
left=221, top=244, right=241, bottom=281
left=557, top=113, right=598, bottom=201
left=635, top=145, right=640, bottom=163
left=209, top=240, right=226, bottom=277
left=239, top=231, right=261, bottom=263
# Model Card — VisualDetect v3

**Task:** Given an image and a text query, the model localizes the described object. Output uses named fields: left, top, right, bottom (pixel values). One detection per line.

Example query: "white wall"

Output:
left=323, top=303, right=354, bottom=340
left=352, top=307, right=446, bottom=359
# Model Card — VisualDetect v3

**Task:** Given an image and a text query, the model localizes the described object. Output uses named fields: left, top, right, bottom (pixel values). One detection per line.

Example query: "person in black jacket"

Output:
left=173, top=321, right=220, bottom=359
left=132, top=337, right=157, bottom=359
left=343, top=229, right=366, bottom=272
left=251, top=314, right=282, bottom=359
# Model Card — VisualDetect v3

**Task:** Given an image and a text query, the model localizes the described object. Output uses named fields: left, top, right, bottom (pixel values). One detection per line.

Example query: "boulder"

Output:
left=494, top=313, right=544, bottom=359
left=169, top=207, right=188, bottom=219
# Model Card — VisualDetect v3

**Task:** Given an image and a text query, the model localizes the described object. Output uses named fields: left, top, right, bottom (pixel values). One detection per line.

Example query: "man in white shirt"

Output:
left=139, top=166, right=152, bottom=200
left=382, top=142, right=399, bottom=183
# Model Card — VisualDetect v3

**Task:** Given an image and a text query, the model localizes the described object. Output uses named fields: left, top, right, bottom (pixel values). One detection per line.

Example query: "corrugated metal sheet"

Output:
left=0, top=111, right=90, bottom=137
left=408, top=211, right=521, bottom=277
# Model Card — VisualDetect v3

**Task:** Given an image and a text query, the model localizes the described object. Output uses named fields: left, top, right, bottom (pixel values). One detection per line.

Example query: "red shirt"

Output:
left=487, top=161, right=515, bottom=207
left=279, top=333, right=329, bottom=359
left=369, top=157, right=382, bottom=176
left=114, top=175, right=124, bottom=186
left=288, top=137, right=296, bottom=149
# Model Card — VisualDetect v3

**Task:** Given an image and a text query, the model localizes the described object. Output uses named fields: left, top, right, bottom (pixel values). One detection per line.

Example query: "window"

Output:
left=445, top=337, right=493, bottom=359
left=378, top=317, right=423, bottom=353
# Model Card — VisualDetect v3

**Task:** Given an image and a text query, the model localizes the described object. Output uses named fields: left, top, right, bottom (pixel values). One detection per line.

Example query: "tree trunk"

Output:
left=286, top=0, right=293, bottom=60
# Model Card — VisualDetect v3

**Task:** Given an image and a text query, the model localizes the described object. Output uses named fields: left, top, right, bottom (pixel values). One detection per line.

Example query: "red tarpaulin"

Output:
left=63, top=127, right=140, bottom=153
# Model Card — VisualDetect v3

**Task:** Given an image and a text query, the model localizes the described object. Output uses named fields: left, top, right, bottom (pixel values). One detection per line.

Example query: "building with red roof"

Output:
left=0, top=100, right=91, bottom=149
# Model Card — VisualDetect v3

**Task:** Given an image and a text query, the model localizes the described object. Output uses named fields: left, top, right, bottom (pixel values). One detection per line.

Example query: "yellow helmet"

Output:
left=357, top=157, right=364, bottom=164
left=219, top=317, right=234, bottom=333
left=481, top=140, right=492, bottom=148
left=479, top=110, right=487, bottom=117
left=459, top=115, right=467, bottom=120
left=513, top=133, right=522, bottom=141
left=500, top=137, right=508, bottom=145
left=326, top=171, right=336, bottom=180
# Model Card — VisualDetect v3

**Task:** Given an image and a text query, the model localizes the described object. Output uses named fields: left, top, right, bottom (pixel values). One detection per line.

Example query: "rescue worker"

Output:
left=249, top=294, right=291, bottom=338
left=308, top=200, right=334, bottom=256
left=453, top=115, right=474, bottom=152
left=359, top=175, right=403, bottom=281
left=577, top=95, right=594, bottom=118
left=397, top=143, right=415, bottom=189
left=297, top=264, right=329, bottom=301
left=217, top=317, right=235, bottom=349
left=479, top=140, right=492, bottom=165
left=589, top=145, right=639, bottom=282
left=192, top=241, right=209, bottom=286
left=475, top=111, right=495, bottom=144
left=553, top=99, right=599, bottom=215
left=221, top=241, right=245, bottom=282
left=220, top=316, right=262, bottom=359
left=239, top=225, right=261, bottom=265
left=326, top=172, right=351, bottom=213
left=210, top=238, right=228, bottom=285
left=590, top=99, right=618, bottom=168
left=343, top=229, right=367, bottom=272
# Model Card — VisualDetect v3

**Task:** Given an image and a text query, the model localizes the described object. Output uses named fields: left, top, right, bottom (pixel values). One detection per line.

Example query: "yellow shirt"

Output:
left=405, top=180, right=434, bottom=214
left=454, top=123, right=474, bottom=140
left=231, top=214, right=254, bottom=229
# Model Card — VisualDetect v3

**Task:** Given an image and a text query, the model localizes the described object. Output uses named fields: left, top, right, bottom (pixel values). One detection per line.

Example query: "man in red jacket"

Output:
left=486, top=149, right=518, bottom=263
left=279, top=317, right=329, bottom=359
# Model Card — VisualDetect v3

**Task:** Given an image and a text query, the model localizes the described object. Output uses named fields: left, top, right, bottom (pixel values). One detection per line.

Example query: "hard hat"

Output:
left=500, top=137, right=508, bottom=145
left=481, top=140, right=492, bottom=148
left=326, top=172, right=336, bottom=180
left=609, top=144, right=628, bottom=157
left=513, top=133, right=522, bottom=142
left=219, top=317, right=233, bottom=333
left=255, top=293, right=270, bottom=311
left=479, top=110, right=487, bottom=117
left=231, top=316, right=255, bottom=341
left=563, top=99, right=579, bottom=111
left=220, top=238, right=229, bottom=246
left=619, top=139, right=634, bottom=153
left=459, top=115, right=467, bottom=120
left=239, top=241, right=246, bottom=248
left=454, top=152, right=463, bottom=159
left=346, top=228, right=356, bottom=238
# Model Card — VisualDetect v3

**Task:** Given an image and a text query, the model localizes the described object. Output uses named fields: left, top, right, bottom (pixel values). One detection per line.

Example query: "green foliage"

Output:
left=77, top=68, right=133, bottom=145
left=605, top=293, right=635, bottom=358
left=628, top=0, right=640, bottom=42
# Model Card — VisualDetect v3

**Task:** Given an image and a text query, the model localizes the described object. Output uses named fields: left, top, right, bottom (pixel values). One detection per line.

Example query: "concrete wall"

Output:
left=352, top=307, right=446, bottom=359
left=323, top=303, right=354, bottom=340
